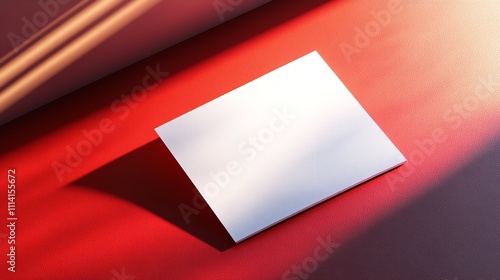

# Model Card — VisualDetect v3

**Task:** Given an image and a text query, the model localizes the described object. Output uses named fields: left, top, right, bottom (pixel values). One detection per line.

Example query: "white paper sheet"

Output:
left=156, top=51, right=406, bottom=243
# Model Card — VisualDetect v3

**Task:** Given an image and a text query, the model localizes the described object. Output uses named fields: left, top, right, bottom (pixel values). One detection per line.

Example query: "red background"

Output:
left=1, top=0, right=500, bottom=279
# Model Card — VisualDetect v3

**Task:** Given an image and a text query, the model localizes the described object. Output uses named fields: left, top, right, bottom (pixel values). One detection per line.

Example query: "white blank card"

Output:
left=155, top=51, right=406, bottom=243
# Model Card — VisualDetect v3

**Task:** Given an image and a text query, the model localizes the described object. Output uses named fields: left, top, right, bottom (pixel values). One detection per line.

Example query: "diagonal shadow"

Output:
left=71, top=136, right=403, bottom=252
left=306, top=135, right=500, bottom=279
left=73, top=139, right=236, bottom=251
left=0, top=0, right=332, bottom=155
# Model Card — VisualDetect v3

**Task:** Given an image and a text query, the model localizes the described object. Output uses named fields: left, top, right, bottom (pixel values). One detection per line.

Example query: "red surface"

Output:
left=1, top=0, right=500, bottom=279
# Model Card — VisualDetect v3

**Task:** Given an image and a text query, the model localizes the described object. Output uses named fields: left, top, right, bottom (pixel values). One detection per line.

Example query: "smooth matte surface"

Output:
left=156, top=51, right=406, bottom=242
left=0, top=0, right=271, bottom=125
left=2, top=0, right=499, bottom=279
